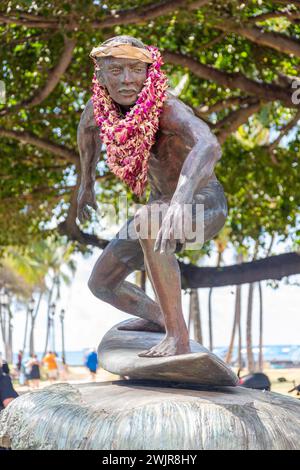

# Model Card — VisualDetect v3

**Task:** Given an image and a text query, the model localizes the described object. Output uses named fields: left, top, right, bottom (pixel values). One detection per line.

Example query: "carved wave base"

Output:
left=0, top=381, right=299, bottom=450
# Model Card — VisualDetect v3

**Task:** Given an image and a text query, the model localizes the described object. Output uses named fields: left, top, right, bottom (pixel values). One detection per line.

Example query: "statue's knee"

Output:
left=88, top=276, right=112, bottom=303
left=87, top=276, right=97, bottom=296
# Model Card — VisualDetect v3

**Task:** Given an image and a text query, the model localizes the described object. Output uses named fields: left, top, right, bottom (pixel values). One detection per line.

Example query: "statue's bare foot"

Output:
left=138, top=336, right=191, bottom=357
left=118, top=318, right=165, bottom=333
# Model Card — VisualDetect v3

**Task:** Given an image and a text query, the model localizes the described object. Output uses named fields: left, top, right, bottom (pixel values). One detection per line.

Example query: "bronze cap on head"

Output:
left=90, top=42, right=154, bottom=64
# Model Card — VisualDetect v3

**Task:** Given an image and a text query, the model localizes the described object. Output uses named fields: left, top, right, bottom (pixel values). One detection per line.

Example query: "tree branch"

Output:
left=197, top=96, right=258, bottom=115
left=0, top=127, right=78, bottom=163
left=274, top=0, right=300, bottom=6
left=179, top=252, right=300, bottom=288
left=0, top=36, right=76, bottom=117
left=92, top=0, right=210, bottom=28
left=163, top=50, right=296, bottom=108
left=0, top=13, right=60, bottom=29
left=249, top=11, right=300, bottom=23
left=269, top=108, right=300, bottom=153
left=6, top=11, right=58, bottom=23
left=200, top=32, right=227, bottom=50
left=215, top=101, right=262, bottom=144
left=214, top=18, right=300, bottom=59
left=0, top=1, right=210, bottom=30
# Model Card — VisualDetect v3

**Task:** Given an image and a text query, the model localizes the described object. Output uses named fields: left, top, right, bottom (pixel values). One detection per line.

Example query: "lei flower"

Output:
left=91, top=46, right=169, bottom=197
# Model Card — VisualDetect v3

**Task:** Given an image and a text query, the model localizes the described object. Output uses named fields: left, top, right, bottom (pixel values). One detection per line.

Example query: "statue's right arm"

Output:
left=77, top=99, right=101, bottom=223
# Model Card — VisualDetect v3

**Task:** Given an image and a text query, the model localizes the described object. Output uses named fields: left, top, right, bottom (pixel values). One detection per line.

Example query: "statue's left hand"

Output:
left=154, top=203, right=189, bottom=255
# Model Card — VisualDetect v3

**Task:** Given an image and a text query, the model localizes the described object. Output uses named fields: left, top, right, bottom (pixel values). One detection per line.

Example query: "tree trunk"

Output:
left=225, top=284, right=241, bottom=365
left=246, top=242, right=259, bottom=373
left=208, top=288, right=213, bottom=351
left=6, top=303, right=13, bottom=364
left=23, top=307, right=29, bottom=353
left=189, top=289, right=202, bottom=344
left=140, top=271, right=146, bottom=292
left=0, top=301, right=9, bottom=361
left=188, top=291, right=192, bottom=335
left=208, top=251, right=222, bottom=351
left=29, top=317, right=35, bottom=356
left=257, top=236, right=274, bottom=373
left=30, top=292, right=43, bottom=356
left=51, top=316, right=56, bottom=353
left=44, top=281, right=55, bottom=356
left=246, top=282, right=255, bottom=373
left=237, top=285, right=243, bottom=371
left=226, top=253, right=243, bottom=365
left=258, top=281, right=263, bottom=372
left=7, top=320, right=13, bottom=364
left=44, top=313, right=51, bottom=355
left=135, top=271, right=146, bottom=292
left=0, top=301, right=6, bottom=353
left=61, top=318, right=65, bottom=361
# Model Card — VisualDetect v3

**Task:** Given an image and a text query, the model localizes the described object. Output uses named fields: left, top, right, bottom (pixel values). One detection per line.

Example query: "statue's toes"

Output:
left=138, top=349, right=152, bottom=357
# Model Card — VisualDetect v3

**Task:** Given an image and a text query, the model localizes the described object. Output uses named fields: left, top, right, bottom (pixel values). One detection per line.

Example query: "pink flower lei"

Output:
left=91, top=46, right=169, bottom=197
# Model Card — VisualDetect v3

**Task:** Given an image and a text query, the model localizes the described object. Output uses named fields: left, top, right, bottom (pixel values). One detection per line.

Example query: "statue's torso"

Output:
left=148, top=96, right=217, bottom=199
left=148, top=128, right=194, bottom=198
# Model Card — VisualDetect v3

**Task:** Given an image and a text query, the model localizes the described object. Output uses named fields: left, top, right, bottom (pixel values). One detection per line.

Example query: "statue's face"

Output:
left=97, top=57, right=148, bottom=107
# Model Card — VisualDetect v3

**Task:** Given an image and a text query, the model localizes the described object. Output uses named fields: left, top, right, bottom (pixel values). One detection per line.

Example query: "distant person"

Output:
left=42, top=351, right=58, bottom=382
left=84, top=349, right=98, bottom=381
left=55, top=354, right=69, bottom=381
left=0, top=358, right=9, bottom=375
left=18, top=362, right=26, bottom=386
left=16, top=350, right=23, bottom=372
left=0, top=354, right=18, bottom=410
left=26, top=355, right=41, bottom=389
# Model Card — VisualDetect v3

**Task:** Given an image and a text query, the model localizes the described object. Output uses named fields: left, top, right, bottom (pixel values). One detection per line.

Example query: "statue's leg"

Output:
left=135, top=203, right=190, bottom=357
left=137, top=180, right=227, bottom=357
left=88, top=219, right=165, bottom=332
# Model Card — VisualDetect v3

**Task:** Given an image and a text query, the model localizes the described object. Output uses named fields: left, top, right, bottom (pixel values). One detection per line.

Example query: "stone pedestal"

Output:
left=1, top=381, right=299, bottom=450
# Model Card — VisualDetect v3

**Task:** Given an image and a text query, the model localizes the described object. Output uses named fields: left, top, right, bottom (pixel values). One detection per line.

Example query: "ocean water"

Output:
left=13, top=344, right=300, bottom=366
left=213, top=344, right=300, bottom=365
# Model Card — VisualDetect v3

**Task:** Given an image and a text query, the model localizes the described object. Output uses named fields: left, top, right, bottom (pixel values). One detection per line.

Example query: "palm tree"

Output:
left=1, top=236, right=76, bottom=358
left=40, top=246, right=76, bottom=353
left=1, top=246, right=47, bottom=357
left=39, top=237, right=76, bottom=355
